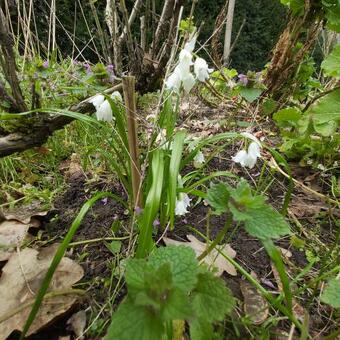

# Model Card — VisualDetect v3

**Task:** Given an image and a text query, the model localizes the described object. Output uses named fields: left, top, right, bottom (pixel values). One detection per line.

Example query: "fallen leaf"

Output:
left=2, top=200, right=48, bottom=224
left=278, top=247, right=292, bottom=260
left=240, top=278, right=269, bottom=325
left=163, top=234, right=237, bottom=276
left=0, top=245, right=84, bottom=338
left=0, top=220, right=30, bottom=261
left=67, top=310, right=86, bottom=340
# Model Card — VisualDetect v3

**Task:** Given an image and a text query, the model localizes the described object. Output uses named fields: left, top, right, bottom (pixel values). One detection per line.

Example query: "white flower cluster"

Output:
left=232, top=132, right=262, bottom=169
left=165, top=36, right=213, bottom=93
left=89, top=91, right=123, bottom=122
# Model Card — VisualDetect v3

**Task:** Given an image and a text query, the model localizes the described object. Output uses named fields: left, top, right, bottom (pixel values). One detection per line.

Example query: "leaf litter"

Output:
left=0, top=245, right=84, bottom=338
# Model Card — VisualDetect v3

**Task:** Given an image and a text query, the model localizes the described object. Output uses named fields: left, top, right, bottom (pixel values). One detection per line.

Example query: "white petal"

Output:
left=244, top=155, right=257, bottom=169
left=175, top=194, right=191, bottom=216
left=232, top=149, right=248, bottom=167
left=96, top=100, right=113, bottom=122
left=184, top=35, right=197, bottom=53
left=194, top=151, right=205, bottom=164
left=179, top=49, right=193, bottom=74
left=111, top=91, right=123, bottom=102
left=248, top=142, right=261, bottom=158
left=89, top=94, right=105, bottom=109
left=240, top=132, right=262, bottom=147
left=166, top=70, right=181, bottom=92
left=194, top=57, right=212, bottom=82
left=182, top=73, right=195, bottom=93
left=182, top=193, right=191, bottom=207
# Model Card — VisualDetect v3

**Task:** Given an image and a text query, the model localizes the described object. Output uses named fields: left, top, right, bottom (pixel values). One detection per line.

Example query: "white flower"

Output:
left=184, top=35, right=197, bottom=53
left=96, top=100, right=113, bottom=122
left=194, top=151, right=205, bottom=166
left=232, top=142, right=261, bottom=169
left=194, top=57, right=213, bottom=82
left=178, top=49, right=193, bottom=74
left=89, top=94, right=105, bottom=109
left=111, top=91, right=123, bottom=102
left=166, top=69, right=182, bottom=92
left=182, top=72, right=195, bottom=93
left=175, top=193, right=191, bottom=216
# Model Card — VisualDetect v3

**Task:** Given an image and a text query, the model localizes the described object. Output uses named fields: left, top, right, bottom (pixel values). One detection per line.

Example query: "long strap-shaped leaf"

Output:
left=136, top=149, right=164, bottom=258
left=168, top=130, right=186, bottom=229
left=20, top=192, right=124, bottom=339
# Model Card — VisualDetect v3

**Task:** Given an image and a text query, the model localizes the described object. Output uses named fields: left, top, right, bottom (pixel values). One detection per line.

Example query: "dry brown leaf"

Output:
left=163, top=234, right=237, bottom=276
left=1, top=200, right=48, bottom=224
left=0, top=220, right=30, bottom=261
left=240, top=278, right=269, bottom=325
left=0, top=246, right=84, bottom=338
left=67, top=310, right=86, bottom=340
left=278, top=247, right=292, bottom=260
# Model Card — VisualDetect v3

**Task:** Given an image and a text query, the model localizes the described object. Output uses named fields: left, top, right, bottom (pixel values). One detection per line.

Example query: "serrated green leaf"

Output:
left=162, top=288, right=193, bottom=320
left=106, top=301, right=164, bottom=340
left=148, top=246, right=198, bottom=292
left=321, top=278, right=340, bottom=308
left=206, top=183, right=230, bottom=215
left=192, top=271, right=235, bottom=322
left=243, top=204, right=291, bottom=240
left=322, top=43, right=340, bottom=79
left=125, top=259, right=149, bottom=294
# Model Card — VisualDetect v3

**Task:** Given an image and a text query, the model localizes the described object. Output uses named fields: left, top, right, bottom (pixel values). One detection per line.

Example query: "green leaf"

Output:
left=206, top=183, right=230, bottom=215
left=148, top=246, right=198, bottom=292
left=320, top=278, right=340, bottom=308
left=161, top=288, right=193, bottom=321
left=242, top=204, right=291, bottom=240
left=322, top=43, right=340, bottom=79
left=125, top=258, right=149, bottom=293
left=190, top=319, right=213, bottom=340
left=280, top=0, right=304, bottom=15
left=302, top=88, right=340, bottom=137
left=106, top=301, right=164, bottom=340
left=273, top=107, right=302, bottom=127
left=106, top=240, right=121, bottom=254
left=192, top=271, right=235, bottom=322
left=240, top=87, right=263, bottom=103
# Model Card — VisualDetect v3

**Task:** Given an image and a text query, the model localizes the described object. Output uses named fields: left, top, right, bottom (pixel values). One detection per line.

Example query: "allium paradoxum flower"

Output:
left=175, top=193, right=191, bottom=216
left=165, top=35, right=213, bottom=93
left=89, top=91, right=123, bottom=122
left=232, top=132, right=262, bottom=169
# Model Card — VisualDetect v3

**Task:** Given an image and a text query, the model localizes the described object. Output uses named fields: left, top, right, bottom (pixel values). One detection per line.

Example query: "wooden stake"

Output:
left=122, top=76, right=141, bottom=208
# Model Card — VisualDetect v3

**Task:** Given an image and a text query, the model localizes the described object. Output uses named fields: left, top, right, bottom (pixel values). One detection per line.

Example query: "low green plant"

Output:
left=106, top=245, right=235, bottom=340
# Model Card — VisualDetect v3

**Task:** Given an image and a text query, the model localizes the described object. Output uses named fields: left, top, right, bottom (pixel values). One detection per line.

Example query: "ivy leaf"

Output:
left=148, top=245, right=198, bottom=292
left=302, top=89, right=340, bottom=137
left=105, top=301, right=164, bottom=340
left=192, top=271, right=235, bottom=322
left=322, top=43, right=340, bottom=79
left=320, top=278, right=340, bottom=308
left=240, top=87, right=263, bottom=103
left=206, top=183, right=230, bottom=215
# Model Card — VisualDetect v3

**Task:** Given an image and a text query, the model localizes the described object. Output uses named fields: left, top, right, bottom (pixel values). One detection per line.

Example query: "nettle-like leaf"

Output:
left=191, top=271, right=235, bottom=322
left=322, top=43, right=340, bottom=79
left=273, top=107, right=302, bottom=128
left=148, top=245, right=198, bottom=292
left=300, top=88, right=340, bottom=137
left=240, top=87, right=263, bottom=103
left=206, top=182, right=230, bottom=215
left=323, top=0, right=340, bottom=32
left=320, top=278, right=340, bottom=308
left=107, top=245, right=235, bottom=339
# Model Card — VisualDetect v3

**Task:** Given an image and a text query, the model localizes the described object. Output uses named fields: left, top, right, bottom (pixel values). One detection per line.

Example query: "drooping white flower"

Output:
left=89, top=94, right=105, bottom=109
left=178, top=49, right=193, bottom=74
left=166, top=69, right=182, bottom=92
left=194, top=57, right=213, bottom=82
left=232, top=141, right=261, bottom=169
left=181, top=72, right=195, bottom=93
left=194, top=151, right=205, bottom=164
left=96, top=100, right=113, bottom=122
left=111, top=91, right=123, bottom=102
left=175, top=193, right=191, bottom=216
